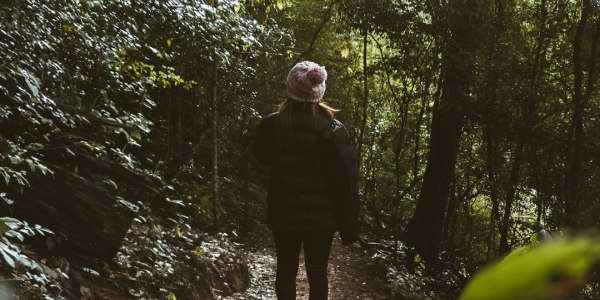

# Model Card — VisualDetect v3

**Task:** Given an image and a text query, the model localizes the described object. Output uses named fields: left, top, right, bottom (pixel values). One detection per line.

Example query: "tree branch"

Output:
left=270, top=0, right=342, bottom=78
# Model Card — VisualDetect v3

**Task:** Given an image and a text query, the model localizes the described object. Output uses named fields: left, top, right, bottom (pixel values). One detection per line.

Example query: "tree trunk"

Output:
left=498, top=141, right=524, bottom=254
left=412, top=88, right=429, bottom=180
left=565, top=0, right=600, bottom=227
left=443, top=176, right=458, bottom=250
left=357, top=27, right=369, bottom=168
left=484, top=125, right=501, bottom=259
left=211, top=53, right=219, bottom=228
left=402, top=0, right=478, bottom=262
left=482, top=0, right=505, bottom=259
left=495, top=0, right=549, bottom=253
left=402, top=103, right=465, bottom=261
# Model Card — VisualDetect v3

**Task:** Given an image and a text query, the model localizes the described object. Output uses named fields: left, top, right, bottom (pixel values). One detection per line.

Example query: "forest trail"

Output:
left=224, top=183, right=390, bottom=299
left=321, top=237, right=390, bottom=299
left=224, top=235, right=390, bottom=300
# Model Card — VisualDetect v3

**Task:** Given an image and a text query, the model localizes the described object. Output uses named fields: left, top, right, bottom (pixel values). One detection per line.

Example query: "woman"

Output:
left=253, top=61, right=359, bottom=300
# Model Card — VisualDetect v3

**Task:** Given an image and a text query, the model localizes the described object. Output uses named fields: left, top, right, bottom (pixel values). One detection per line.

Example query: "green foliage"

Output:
left=460, top=238, right=600, bottom=300
left=125, top=61, right=197, bottom=90
left=413, top=254, right=426, bottom=275
left=183, top=186, right=219, bottom=226
left=1, top=0, right=156, bottom=199
left=0, top=0, right=287, bottom=229
left=0, top=217, right=52, bottom=270
left=3, top=0, right=600, bottom=296
left=335, top=0, right=600, bottom=268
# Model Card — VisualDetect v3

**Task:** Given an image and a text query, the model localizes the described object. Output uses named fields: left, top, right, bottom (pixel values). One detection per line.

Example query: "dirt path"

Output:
left=326, top=237, right=390, bottom=299
left=222, top=183, right=391, bottom=299
left=223, top=234, right=390, bottom=300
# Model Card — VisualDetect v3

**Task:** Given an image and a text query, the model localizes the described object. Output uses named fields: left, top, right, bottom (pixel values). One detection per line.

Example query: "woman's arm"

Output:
left=326, top=121, right=360, bottom=245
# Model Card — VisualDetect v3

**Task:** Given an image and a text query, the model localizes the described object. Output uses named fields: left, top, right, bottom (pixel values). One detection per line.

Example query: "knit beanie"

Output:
left=286, top=61, right=327, bottom=103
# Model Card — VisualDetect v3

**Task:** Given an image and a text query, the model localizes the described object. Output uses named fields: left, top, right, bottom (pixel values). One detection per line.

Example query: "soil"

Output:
left=2, top=207, right=252, bottom=300
left=2, top=179, right=452, bottom=300
left=224, top=181, right=464, bottom=300
left=222, top=234, right=391, bottom=300
left=224, top=182, right=391, bottom=300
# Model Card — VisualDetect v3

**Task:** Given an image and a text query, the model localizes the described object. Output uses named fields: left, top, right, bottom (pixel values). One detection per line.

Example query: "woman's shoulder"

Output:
left=323, top=118, right=349, bottom=138
left=332, top=118, right=345, bottom=127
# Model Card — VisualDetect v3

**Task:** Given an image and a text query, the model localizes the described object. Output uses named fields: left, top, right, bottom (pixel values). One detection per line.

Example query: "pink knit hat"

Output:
left=286, top=61, right=327, bottom=102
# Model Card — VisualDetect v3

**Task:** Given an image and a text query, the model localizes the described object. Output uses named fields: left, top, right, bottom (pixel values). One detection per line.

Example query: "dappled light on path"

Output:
left=223, top=235, right=389, bottom=300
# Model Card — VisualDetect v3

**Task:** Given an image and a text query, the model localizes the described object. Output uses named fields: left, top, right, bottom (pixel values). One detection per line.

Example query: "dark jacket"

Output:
left=253, top=101, right=359, bottom=244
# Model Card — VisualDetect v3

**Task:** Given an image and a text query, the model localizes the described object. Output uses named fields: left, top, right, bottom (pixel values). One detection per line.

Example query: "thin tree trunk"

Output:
left=484, top=125, right=501, bottom=259
left=498, top=141, right=524, bottom=254
left=366, top=129, right=377, bottom=208
left=565, top=0, right=600, bottom=227
left=373, top=37, right=415, bottom=251
left=177, top=90, right=182, bottom=158
left=243, top=146, right=251, bottom=231
left=412, top=101, right=425, bottom=179
left=211, top=53, right=219, bottom=228
left=166, top=95, right=172, bottom=163
left=532, top=158, right=545, bottom=227
left=483, top=0, right=504, bottom=259
left=357, top=27, right=369, bottom=168
left=496, top=0, right=548, bottom=253
left=443, top=127, right=476, bottom=249
left=443, top=175, right=458, bottom=250
left=565, top=0, right=589, bottom=227
left=484, top=0, right=506, bottom=260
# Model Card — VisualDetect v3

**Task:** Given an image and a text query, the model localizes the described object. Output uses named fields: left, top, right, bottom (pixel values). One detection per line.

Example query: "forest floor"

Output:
left=221, top=182, right=391, bottom=299
left=2, top=181, right=464, bottom=299
left=224, top=228, right=391, bottom=300
left=222, top=182, right=464, bottom=300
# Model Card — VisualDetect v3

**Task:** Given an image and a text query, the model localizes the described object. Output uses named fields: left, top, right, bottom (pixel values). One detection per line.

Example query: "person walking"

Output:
left=253, top=61, right=360, bottom=300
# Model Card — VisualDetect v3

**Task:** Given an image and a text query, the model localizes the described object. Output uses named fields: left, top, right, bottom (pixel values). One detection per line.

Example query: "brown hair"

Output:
left=275, top=98, right=339, bottom=150
left=277, top=98, right=339, bottom=120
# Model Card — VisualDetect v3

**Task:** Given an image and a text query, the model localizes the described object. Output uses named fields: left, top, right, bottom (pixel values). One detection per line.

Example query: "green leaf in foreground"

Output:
left=460, top=238, right=600, bottom=300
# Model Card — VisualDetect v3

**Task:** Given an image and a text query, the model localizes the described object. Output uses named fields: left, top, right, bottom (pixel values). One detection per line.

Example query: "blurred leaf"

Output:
left=531, top=232, right=539, bottom=245
left=460, top=238, right=600, bottom=300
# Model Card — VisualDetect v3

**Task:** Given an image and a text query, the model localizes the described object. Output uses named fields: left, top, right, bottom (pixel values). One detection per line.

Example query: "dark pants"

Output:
left=273, top=230, right=334, bottom=300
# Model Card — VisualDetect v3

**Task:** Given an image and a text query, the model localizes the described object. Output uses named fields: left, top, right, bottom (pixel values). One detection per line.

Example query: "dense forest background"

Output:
left=2, top=0, right=600, bottom=299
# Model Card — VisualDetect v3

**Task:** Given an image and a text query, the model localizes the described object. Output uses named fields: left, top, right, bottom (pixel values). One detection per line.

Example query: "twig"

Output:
left=269, top=0, right=342, bottom=79
left=110, top=272, right=180, bottom=291
left=0, top=278, right=25, bottom=283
